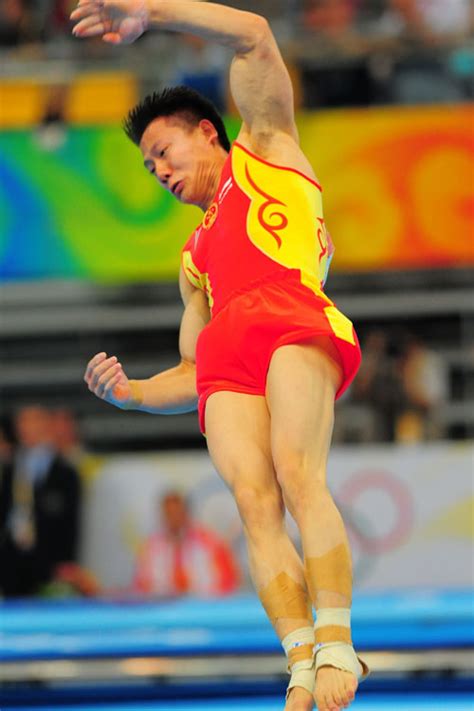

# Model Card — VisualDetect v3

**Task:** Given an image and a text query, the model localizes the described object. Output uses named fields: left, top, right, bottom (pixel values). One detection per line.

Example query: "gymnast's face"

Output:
left=140, top=115, right=223, bottom=209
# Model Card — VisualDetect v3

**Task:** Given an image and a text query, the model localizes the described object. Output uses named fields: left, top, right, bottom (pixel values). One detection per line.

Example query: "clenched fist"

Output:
left=71, top=0, right=149, bottom=44
left=84, top=352, right=141, bottom=409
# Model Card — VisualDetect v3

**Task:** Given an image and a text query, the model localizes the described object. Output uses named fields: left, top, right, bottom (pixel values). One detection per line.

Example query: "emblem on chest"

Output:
left=203, top=202, right=218, bottom=230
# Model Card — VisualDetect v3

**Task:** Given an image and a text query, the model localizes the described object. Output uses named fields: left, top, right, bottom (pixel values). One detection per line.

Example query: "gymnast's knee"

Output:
left=275, top=459, right=330, bottom=518
left=233, top=484, right=285, bottom=537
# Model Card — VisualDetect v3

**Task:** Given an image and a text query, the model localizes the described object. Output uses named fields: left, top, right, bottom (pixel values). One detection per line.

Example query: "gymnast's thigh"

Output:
left=266, top=339, right=340, bottom=486
left=204, top=390, right=277, bottom=496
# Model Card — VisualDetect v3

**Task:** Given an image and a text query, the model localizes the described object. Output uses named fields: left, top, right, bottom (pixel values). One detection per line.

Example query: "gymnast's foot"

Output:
left=314, top=667, right=357, bottom=711
left=285, top=686, right=314, bottom=710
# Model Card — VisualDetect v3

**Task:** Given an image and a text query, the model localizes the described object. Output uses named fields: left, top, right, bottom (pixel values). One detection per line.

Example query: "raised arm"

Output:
left=84, top=269, right=210, bottom=414
left=71, top=1, right=297, bottom=142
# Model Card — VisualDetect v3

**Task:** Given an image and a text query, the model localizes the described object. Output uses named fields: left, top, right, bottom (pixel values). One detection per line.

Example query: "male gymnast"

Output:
left=72, top=2, right=368, bottom=709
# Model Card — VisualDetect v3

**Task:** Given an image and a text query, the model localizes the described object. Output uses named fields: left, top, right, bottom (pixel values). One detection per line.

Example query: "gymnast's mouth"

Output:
left=171, top=180, right=184, bottom=196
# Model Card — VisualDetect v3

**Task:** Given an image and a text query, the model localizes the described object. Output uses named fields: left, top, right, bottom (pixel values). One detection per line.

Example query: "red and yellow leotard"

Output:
left=182, top=142, right=361, bottom=432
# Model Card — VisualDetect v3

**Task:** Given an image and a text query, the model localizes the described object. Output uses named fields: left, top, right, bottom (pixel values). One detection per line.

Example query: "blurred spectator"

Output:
left=0, top=416, right=16, bottom=527
left=390, top=0, right=473, bottom=45
left=26, top=0, right=75, bottom=43
left=0, top=415, right=15, bottom=467
left=349, top=329, right=404, bottom=442
left=34, top=83, right=69, bottom=152
left=0, top=405, right=82, bottom=597
left=172, top=34, right=227, bottom=113
left=395, top=332, right=448, bottom=442
left=133, top=490, right=240, bottom=597
left=303, top=0, right=360, bottom=39
left=50, top=407, right=84, bottom=466
left=0, top=0, right=32, bottom=46
left=50, top=0, right=76, bottom=38
left=386, top=0, right=472, bottom=103
left=298, top=0, right=375, bottom=107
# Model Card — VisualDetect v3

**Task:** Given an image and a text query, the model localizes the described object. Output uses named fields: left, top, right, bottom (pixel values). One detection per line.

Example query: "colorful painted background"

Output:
left=0, top=104, right=472, bottom=282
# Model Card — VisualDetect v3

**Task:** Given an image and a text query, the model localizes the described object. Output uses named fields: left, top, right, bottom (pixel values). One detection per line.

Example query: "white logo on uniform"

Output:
left=194, top=226, right=202, bottom=248
left=218, top=177, right=233, bottom=204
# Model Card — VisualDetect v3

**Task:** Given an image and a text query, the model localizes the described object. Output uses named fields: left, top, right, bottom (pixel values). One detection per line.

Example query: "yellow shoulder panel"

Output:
left=182, top=250, right=214, bottom=311
left=232, top=144, right=330, bottom=287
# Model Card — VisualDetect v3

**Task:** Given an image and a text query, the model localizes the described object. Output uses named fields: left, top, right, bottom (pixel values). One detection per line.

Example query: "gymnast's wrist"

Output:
left=121, top=380, right=144, bottom=410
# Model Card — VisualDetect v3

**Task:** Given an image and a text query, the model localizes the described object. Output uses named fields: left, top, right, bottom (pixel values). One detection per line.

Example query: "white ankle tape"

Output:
left=282, top=626, right=315, bottom=658
left=314, top=607, right=351, bottom=629
left=286, top=665, right=315, bottom=698
left=314, top=641, right=369, bottom=681
left=282, top=626, right=315, bottom=697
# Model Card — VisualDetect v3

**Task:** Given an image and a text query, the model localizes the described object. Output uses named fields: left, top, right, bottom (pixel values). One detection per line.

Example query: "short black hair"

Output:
left=123, top=86, right=231, bottom=151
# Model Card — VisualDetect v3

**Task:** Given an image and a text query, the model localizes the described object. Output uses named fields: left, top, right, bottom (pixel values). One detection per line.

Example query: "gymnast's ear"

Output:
left=199, top=119, right=219, bottom=145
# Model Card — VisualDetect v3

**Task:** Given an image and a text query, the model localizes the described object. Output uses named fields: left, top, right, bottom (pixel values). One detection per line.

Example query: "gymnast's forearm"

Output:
left=146, top=1, right=268, bottom=53
left=129, top=361, right=198, bottom=414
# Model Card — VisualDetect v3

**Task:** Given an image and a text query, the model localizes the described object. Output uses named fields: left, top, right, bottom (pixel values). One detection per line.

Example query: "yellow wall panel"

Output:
left=0, top=81, right=45, bottom=127
left=0, top=73, right=138, bottom=128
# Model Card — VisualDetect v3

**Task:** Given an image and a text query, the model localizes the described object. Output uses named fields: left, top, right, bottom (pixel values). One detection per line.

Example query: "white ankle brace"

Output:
left=314, top=641, right=369, bottom=681
left=282, top=626, right=315, bottom=698
left=314, top=609, right=369, bottom=681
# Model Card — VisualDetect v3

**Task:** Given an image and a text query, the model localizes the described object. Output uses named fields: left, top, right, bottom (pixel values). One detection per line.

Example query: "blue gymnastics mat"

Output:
left=3, top=693, right=474, bottom=711
left=1, top=589, right=473, bottom=662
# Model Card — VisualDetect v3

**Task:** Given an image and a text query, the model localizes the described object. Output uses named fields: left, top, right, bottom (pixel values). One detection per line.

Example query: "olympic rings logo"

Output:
left=192, top=467, right=415, bottom=587
left=337, top=469, right=415, bottom=556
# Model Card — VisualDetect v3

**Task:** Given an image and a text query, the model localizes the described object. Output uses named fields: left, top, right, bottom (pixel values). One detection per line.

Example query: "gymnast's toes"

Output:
left=315, top=667, right=358, bottom=711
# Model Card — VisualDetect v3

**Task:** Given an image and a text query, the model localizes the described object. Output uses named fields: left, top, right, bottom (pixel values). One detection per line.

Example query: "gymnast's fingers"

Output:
left=103, top=31, right=124, bottom=43
left=70, top=3, right=101, bottom=20
left=84, top=352, right=106, bottom=384
left=96, top=362, right=122, bottom=396
left=103, top=371, right=123, bottom=396
left=90, top=356, right=118, bottom=389
left=73, top=18, right=108, bottom=36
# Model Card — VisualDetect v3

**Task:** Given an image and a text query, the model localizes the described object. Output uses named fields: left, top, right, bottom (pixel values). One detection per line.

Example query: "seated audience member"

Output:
left=298, top=0, right=375, bottom=107
left=0, top=0, right=31, bottom=46
left=349, top=329, right=404, bottom=442
left=303, top=0, right=359, bottom=39
left=133, top=490, right=240, bottom=597
left=388, top=0, right=471, bottom=102
left=0, top=405, right=82, bottom=597
left=396, top=332, right=448, bottom=442
left=390, top=0, right=472, bottom=44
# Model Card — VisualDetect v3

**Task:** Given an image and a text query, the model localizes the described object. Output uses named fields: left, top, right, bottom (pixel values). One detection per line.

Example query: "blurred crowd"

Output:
left=0, top=0, right=469, bottom=603
left=295, top=0, right=473, bottom=107
left=1, top=0, right=472, bottom=110
left=334, top=328, right=449, bottom=444
left=0, top=327, right=450, bottom=600
left=0, top=407, right=240, bottom=599
left=2, top=0, right=472, bottom=48
left=0, top=405, right=84, bottom=598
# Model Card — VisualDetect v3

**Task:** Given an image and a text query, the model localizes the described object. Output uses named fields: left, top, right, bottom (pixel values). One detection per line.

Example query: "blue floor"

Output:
left=3, top=590, right=473, bottom=662
left=4, top=694, right=474, bottom=711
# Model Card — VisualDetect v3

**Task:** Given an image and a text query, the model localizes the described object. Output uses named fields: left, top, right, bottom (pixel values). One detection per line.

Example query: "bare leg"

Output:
left=267, top=339, right=362, bottom=711
left=205, top=391, right=314, bottom=710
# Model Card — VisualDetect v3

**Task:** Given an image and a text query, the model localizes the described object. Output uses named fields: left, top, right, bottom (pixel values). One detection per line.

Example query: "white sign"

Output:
left=80, top=443, right=474, bottom=592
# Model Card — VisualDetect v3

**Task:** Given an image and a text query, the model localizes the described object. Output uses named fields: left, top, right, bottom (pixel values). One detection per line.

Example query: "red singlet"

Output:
left=181, top=142, right=361, bottom=433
